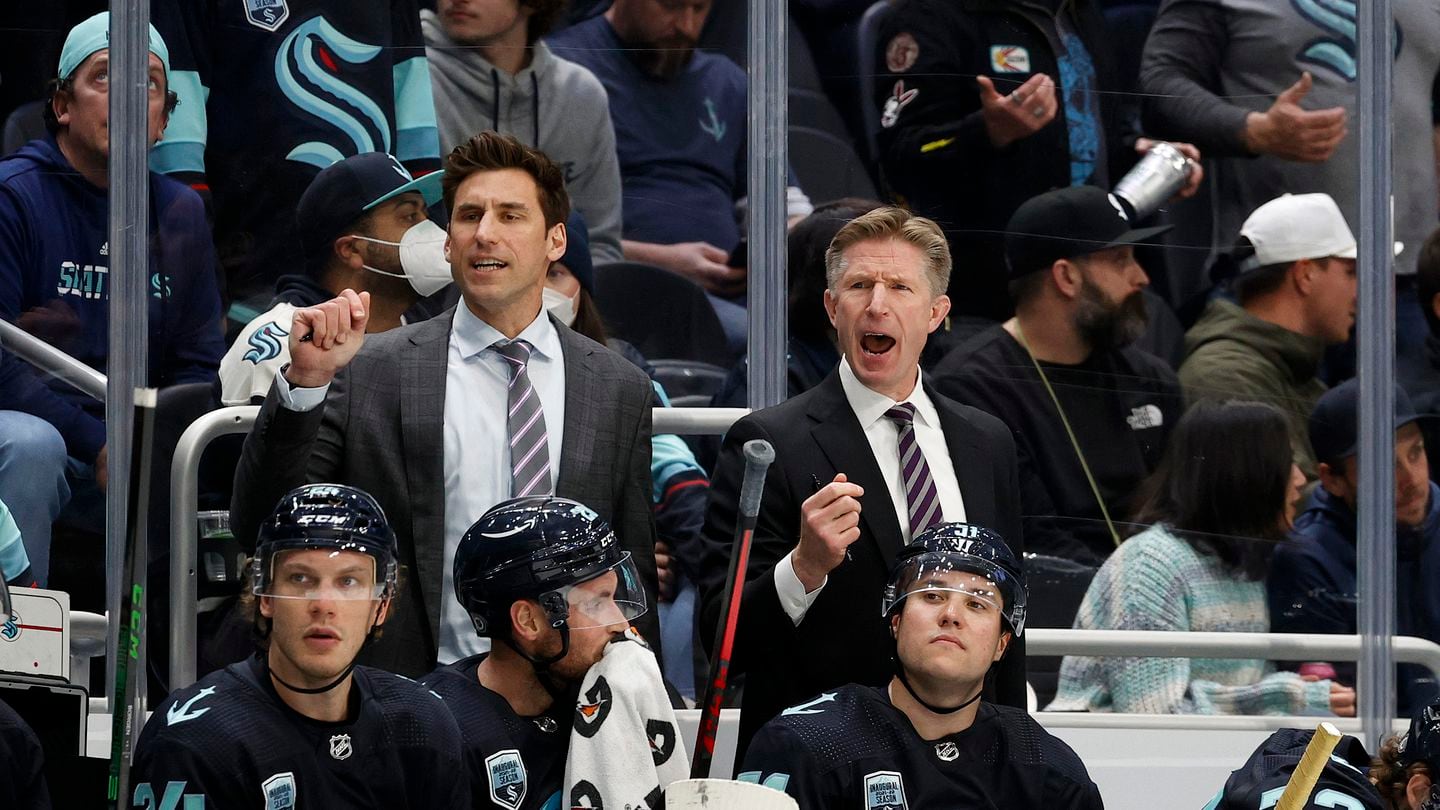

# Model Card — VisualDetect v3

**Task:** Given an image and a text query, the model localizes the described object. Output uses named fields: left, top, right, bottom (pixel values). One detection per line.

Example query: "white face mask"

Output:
left=352, top=219, right=453, bottom=297
left=542, top=285, right=579, bottom=327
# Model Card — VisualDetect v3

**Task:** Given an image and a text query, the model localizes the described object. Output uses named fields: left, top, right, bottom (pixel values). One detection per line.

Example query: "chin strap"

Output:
left=501, top=623, right=574, bottom=700
left=268, top=606, right=386, bottom=696
left=894, top=666, right=984, bottom=715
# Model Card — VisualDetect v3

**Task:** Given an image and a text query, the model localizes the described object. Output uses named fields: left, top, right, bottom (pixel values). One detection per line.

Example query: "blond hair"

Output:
left=824, top=206, right=951, bottom=297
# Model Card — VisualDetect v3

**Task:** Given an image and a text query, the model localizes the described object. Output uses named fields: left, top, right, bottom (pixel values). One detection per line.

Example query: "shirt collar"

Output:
left=837, top=355, right=939, bottom=429
left=451, top=301, right=560, bottom=361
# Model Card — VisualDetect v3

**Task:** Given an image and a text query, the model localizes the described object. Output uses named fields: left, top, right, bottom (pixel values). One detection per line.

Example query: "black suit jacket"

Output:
left=232, top=308, right=659, bottom=676
left=698, top=369, right=1024, bottom=763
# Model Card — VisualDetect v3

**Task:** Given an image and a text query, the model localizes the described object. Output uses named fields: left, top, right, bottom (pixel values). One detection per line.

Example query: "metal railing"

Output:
left=0, top=319, right=107, bottom=403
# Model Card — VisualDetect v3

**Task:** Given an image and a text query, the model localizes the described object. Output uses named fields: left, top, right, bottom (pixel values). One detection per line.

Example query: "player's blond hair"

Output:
left=824, top=206, right=951, bottom=297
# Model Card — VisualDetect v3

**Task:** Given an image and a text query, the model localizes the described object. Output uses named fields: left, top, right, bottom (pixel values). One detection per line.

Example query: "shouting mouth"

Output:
left=860, top=332, right=896, bottom=356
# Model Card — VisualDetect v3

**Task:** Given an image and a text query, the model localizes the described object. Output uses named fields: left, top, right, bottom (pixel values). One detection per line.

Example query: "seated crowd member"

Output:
left=0, top=13, right=223, bottom=584
left=421, top=496, right=660, bottom=810
left=0, top=697, right=49, bottom=810
left=933, top=185, right=1182, bottom=565
left=547, top=0, right=812, bottom=350
left=1405, top=226, right=1440, bottom=476
left=698, top=206, right=1024, bottom=761
left=1269, top=380, right=1440, bottom=712
left=230, top=131, right=662, bottom=675
left=423, top=0, right=624, bottom=265
left=742, top=523, right=1102, bottom=808
left=132, top=484, right=468, bottom=808
left=1049, top=401, right=1355, bottom=716
left=1372, top=701, right=1440, bottom=810
left=1205, top=727, right=1383, bottom=809
left=1180, top=193, right=1364, bottom=481
left=220, top=151, right=449, bottom=405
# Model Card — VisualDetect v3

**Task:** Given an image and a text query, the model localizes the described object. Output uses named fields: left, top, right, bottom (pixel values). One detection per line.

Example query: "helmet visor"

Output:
left=885, top=552, right=1025, bottom=635
left=557, top=552, right=648, bottom=630
left=255, top=549, right=388, bottom=601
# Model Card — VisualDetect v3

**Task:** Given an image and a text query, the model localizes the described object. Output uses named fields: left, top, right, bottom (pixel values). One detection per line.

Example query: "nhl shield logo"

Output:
left=863, top=770, right=908, bottom=810
left=328, top=733, right=352, bottom=761
left=261, top=772, right=296, bottom=810
left=243, top=0, right=290, bottom=32
left=485, top=749, right=528, bottom=810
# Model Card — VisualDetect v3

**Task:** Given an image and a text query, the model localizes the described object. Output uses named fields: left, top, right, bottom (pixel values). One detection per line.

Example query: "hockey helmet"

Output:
left=252, top=483, right=399, bottom=601
left=882, top=522, right=1027, bottom=636
left=453, top=496, right=647, bottom=638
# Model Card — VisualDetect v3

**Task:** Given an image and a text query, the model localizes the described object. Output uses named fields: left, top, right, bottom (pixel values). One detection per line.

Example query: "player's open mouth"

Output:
left=860, top=332, right=896, bottom=356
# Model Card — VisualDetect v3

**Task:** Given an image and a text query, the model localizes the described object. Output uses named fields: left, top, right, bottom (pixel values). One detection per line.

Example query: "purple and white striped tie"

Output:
left=885, top=402, right=942, bottom=537
left=493, top=339, right=552, bottom=498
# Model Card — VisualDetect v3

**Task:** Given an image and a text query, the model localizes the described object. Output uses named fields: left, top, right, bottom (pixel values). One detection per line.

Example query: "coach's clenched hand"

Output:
left=285, top=289, right=370, bottom=389
left=793, top=473, right=864, bottom=593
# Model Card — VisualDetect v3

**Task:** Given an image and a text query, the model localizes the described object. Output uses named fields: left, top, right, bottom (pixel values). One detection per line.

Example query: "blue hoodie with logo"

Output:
left=0, top=135, right=224, bottom=463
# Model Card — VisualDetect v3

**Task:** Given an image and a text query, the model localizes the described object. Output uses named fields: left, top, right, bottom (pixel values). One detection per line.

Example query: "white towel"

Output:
left=565, top=630, right=689, bottom=809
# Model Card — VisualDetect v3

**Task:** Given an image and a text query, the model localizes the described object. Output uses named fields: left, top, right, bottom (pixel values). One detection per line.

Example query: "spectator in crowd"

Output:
left=220, top=151, right=447, bottom=405
left=0, top=13, right=224, bottom=583
left=422, top=497, right=654, bottom=810
left=1048, top=401, right=1354, bottom=716
left=1268, top=380, right=1440, bottom=713
left=1140, top=0, right=1440, bottom=361
left=1371, top=699, right=1440, bottom=810
left=743, top=524, right=1103, bottom=809
left=423, top=0, right=623, bottom=265
left=1404, top=227, right=1440, bottom=479
left=699, top=206, right=1023, bottom=761
left=0, top=698, right=49, bottom=810
left=132, top=484, right=469, bottom=808
left=0, top=497, right=35, bottom=587
left=1179, top=193, right=1361, bottom=481
left=150, top=0, right=442, bottom=303
left=231, top=132, right=661, bottom=677
left=932, top=186, right=1183, bottom=565
left=547, top=0, right=813, bottom=350
left=875, top=0, right=1201, bottom=323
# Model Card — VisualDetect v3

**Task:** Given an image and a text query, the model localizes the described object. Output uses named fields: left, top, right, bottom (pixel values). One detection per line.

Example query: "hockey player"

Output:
left=1370, top=701, right=1440, bottom=809
left=130, top=484, right=469, bottom=809
left=740, top=522, right=1102, bottom=808
left=1204, top=727, right=1383, bottom=809
left=421, top=496, right=649, bottom=810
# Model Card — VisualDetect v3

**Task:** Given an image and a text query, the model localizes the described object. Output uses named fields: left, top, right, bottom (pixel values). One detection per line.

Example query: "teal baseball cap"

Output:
left=57, top=12, right=171, bottom=81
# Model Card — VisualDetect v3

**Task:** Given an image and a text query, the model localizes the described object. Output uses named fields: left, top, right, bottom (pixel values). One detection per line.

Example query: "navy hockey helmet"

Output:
left=882, top=522, right=1027, bottom=636
left=453, top=496, right=646, bottom=640
left=252, top=483, right=399, bottom=601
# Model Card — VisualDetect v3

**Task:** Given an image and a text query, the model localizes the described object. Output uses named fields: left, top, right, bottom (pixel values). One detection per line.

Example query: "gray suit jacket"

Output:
left=231, top=307, right=659, bottom=676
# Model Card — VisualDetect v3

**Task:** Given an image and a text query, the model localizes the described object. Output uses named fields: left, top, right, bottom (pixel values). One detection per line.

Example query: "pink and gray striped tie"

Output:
left=493, top=339, right=552, bottom=498
left=885, top=403, right=942, bottom=537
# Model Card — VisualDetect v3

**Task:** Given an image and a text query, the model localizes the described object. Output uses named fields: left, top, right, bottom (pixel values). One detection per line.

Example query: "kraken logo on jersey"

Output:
left=262, top=772, right=296, bottom=810
left=864, top=771, right=908, bottom=810
left=485, top=750, right=528, bottom=810
left=245, top=0, right=290, bottom=32
left=328, top=733, right=352, bottom=760
left=276, top=16, right=395, bottom=169
left=1290, top=0, right=1403, bottom=82
left=244, top=321, right=290, bottom=364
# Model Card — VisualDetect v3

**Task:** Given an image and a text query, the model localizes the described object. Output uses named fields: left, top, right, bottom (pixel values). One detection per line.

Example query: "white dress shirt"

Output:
left=773, top=357, right=966, bottom=625
left=276, top=303, right=566, bottom=662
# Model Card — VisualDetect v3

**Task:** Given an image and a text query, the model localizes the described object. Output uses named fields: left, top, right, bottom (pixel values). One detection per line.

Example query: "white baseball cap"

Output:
left=1238, top=192, right=1401, bottom=273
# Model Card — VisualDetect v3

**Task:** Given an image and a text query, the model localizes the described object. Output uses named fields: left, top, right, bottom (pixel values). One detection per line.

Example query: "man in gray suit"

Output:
left=232, top=132, right=660, bottom=677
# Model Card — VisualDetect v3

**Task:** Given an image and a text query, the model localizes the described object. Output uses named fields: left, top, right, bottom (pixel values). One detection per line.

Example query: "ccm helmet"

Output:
left=883, top=522, right=1026, bottom=636
left=253, top=483, right=399, bottom=601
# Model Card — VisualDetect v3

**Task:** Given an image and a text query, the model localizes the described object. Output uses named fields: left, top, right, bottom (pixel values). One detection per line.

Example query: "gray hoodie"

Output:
left=422, top=10, right=623, bottom=265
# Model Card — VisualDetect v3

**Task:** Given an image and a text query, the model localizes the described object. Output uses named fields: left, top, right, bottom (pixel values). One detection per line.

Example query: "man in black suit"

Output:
left=700, top=206, right=1024, bottom=762
left=232, top=132, right=660, bottom=677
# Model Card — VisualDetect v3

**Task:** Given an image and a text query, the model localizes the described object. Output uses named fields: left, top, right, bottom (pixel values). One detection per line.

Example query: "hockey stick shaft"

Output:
left=1276, top=721, right=1343, bottom=810
left=107, top=388, right=158, bottom=809
left=692, top=440, right=775, bottom=779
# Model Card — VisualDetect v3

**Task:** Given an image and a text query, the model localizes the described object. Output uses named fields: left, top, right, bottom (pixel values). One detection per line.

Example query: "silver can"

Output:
left=1112, top=142, right=1194, bottom=220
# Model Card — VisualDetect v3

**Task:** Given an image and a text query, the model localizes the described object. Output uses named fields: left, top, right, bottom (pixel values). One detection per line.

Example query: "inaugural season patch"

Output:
left=864, top=770, right=908, bottom=810
left=989, top=45, right=1031, bottom=73
left=485, top=749, right=528, bottom=810
left=243, top=0, right=290, bottom=32
left=886, top=33, right=920, bottom=73
left=261, top=772, right=296, bottom=810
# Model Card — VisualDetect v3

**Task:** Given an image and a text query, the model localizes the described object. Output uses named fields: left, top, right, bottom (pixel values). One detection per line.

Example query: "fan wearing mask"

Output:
left=543, top=210, right=711, bottom=699
left=220, top=152, right=452, bottom=405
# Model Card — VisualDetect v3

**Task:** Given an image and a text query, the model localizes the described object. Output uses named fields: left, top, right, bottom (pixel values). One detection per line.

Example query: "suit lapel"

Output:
left=556, top=325, right=597, bottom=497
left=928, top=384, right=997, bottom=531
left=400, top=310, right=452, bottom=640
left=807, top=373, right=906, bottom=568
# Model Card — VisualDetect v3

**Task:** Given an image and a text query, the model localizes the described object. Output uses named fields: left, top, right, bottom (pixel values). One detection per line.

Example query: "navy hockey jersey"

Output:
left=741, top=685, right=1103, bottom=809
left=0, top=698, right=49, bottom=810
left=131, top=655, right=468, bottom=809
left=1204, top=728, right=1384, bottom=810
left=422, top=654, right=568, bottom=810
left=150, top=0, right=441, bottom=298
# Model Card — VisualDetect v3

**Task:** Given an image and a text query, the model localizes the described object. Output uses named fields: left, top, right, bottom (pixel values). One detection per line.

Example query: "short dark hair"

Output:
left=1224, top=236, right=1292, bottom=306
left=1131, top=400, right=1294, bottom=580
left=441, top=130, right=569, bottom=229
left=1417, top=226, right=1440, bottom=336
left=523, top=0, right=567, bottom=42
left=43, top=75, right=179, bottom=135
